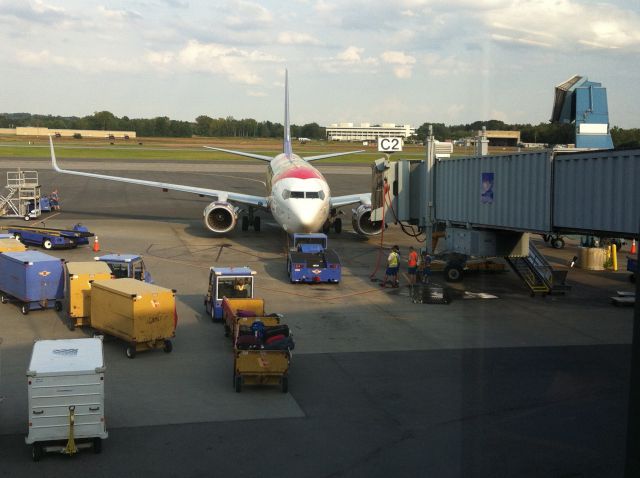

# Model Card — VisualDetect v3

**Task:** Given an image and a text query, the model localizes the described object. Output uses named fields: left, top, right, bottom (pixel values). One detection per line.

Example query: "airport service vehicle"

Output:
left=49, top=71, right=382, bottom=238
left=90, top=278, right=177, bottom=358
left=204, top=267, right=256, bottom=321
left=7, top=224, right=92, bottom=250
left=0, top=251, right=64, bottom=314
left=26, top=338, right=108, bottom=461
left=95, top=254, right=153, bottom=283
left=287, top=233, right=341, bottom=283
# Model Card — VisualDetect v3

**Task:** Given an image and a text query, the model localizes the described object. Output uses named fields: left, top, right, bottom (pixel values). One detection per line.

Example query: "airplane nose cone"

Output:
left=290, top=201, right=327, bottom=232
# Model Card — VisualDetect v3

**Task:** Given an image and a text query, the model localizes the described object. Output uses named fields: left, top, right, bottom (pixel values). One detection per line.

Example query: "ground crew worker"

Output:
left=408, top=246, right=418, bottom=286
left=418, top=250, right=432, bottom=284
left=380, top=245, right=400, bottom=288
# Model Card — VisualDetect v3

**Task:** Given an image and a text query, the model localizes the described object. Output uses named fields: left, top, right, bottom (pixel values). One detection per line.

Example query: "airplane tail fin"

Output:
left=284, top=69, right=292, bottom=158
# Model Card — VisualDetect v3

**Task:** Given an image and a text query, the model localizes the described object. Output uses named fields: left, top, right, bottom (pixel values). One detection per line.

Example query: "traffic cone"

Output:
left=92, top=235, right=100, bottom=252
left=631, top=239, right=637, bottom=255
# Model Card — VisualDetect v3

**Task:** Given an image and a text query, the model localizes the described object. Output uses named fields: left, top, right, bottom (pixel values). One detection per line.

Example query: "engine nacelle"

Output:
left=351, top=204, right=383, bottom=236
left=203, top=202, right=238, bottom=234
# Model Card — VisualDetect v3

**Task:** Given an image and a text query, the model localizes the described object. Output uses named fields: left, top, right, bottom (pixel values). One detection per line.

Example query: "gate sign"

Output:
left=378, top=137, right=403, bottom=152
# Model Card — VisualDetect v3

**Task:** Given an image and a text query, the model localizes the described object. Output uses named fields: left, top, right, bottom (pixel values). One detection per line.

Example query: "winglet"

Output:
left=49, top=135, right=62, bottom=172
left=284, top=69, right=292, bottom=158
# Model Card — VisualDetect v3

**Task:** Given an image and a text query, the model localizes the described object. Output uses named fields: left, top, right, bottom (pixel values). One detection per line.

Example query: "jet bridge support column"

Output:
left=424, top=126, right=436, bottom=253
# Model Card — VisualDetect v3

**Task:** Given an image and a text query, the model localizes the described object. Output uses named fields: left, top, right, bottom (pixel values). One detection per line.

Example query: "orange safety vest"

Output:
left=408, top=251, right=418, bottom=267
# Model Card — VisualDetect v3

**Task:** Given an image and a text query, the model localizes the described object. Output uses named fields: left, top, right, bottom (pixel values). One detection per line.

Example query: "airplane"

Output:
left=49, top=71, right=382, bottom=237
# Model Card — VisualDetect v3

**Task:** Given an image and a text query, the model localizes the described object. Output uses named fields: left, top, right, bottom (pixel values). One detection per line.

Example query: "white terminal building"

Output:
left=326, top=123, right=416, bottom=142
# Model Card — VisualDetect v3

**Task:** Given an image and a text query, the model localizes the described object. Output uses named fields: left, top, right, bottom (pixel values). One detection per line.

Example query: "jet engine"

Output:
left=203, top=202, right=238, bottom=234
left=351, top=204, right=383, bottom=236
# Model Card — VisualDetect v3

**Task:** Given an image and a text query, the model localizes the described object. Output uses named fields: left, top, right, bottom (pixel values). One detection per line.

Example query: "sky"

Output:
left=0, top=0, right=639, bottom=128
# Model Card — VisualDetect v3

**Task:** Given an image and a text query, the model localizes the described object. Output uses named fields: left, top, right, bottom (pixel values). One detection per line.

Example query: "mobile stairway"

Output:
left=505, top=241, right=571, bottom=296
left=0, top=170, right=41, bottom=220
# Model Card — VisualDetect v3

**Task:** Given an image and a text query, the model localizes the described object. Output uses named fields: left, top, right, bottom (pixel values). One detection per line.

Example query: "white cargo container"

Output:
left=25, top=338, right=108, bottom=461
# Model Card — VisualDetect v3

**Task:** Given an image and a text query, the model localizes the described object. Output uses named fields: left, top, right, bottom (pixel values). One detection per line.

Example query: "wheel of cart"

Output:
left=0, top=294, right=7, bottom=304
left=21, top=303, right=30, bottom=315
left=126, top=342, right=137, bottom=359
left=31, top=443, right=43, bottom=462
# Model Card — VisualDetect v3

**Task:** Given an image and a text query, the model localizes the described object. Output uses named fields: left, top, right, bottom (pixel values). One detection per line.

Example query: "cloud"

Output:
left=0, top=0, right=69, bottom=25
left=381, top=50, right=416, bottom=78
left=15, top=48, right=140, bottom=73
left=277, top=31, right=321, bottom=45
left=485, top=0, right=640, bottom=52
left=224, top=0, right=272, bottom=29
left=147, top=40, right=282, bottom=84
left=97, top=6, right=142, bottom=22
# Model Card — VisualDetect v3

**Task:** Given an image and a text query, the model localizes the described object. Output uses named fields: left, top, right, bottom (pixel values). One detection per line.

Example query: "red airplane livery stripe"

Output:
left=274, top=166, right=323, bottom=182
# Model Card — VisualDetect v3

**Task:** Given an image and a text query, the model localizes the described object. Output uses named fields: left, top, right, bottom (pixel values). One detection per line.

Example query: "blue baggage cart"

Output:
left=0, top=251, right=65, bottom=314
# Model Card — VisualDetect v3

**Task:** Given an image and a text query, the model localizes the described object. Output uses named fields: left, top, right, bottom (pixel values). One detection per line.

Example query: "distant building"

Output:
left=326, top=123, right=416, bottom=142
left=482, top=130, right=521, bottom=147
left=0, top=127, right=136, bottom=139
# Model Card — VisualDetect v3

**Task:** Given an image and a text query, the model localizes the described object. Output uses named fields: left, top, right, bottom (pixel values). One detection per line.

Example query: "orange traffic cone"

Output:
left=631, top=239, right=637, bottom=255
left=93, top=235, right=100, bottom=252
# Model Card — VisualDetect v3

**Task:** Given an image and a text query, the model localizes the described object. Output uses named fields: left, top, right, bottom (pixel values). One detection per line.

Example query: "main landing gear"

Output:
left=322, top=209, right=342, bottom=234
left=241, top=208, right=261, bottom=232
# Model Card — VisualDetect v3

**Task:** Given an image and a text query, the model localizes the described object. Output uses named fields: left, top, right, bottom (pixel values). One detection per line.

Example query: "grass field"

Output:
left=0, top=135, right=428, bottom=163
left=0, top=134, right=518, bottom=162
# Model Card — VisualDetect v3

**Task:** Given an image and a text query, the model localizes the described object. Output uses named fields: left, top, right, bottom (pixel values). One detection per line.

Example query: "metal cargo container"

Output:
left=90, top=278, right=176, bottom=358
left=553, top=149, right=640, bottom=237
left=435, top=151, right=553, bottom=232
left=26, top=338, right=108, bottom=461
left=64, top=261, right=113, bottom=327
left=0, top=251, right=64, bottom=314
left=0, top=237, right=27, bottom=253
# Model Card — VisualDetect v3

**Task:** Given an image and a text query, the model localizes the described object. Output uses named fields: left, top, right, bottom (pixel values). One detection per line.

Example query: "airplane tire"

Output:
left=253, top=216, right=261, bottom=232
left=241, top=216, right=249, bottom=231
left=334, top=218, right=342, bottom=234
left=551, top=238, right=565, bottom=249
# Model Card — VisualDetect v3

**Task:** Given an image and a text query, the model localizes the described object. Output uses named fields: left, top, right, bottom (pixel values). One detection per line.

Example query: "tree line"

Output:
left=1, top=111, right=638, bottom=147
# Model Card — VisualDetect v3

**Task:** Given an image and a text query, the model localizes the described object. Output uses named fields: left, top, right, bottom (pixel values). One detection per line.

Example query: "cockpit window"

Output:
left=282, top=190, right=325, bottom=200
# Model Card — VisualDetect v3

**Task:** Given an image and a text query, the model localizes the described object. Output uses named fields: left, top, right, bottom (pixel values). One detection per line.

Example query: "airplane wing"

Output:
left=303, top=150, right=365, bottom=162
left=203, top=146, right=273, bottom=162
left=49, top=136, right=269, bottom=209
left=330, top=193, right=371, bottom=208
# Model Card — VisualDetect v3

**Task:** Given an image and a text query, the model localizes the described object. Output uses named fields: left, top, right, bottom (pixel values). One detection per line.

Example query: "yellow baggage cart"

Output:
left=232, top=316, right=291, bottom=393
left=90, top=278, right=177, bottom=358
left=64, top=261, right=113, bottom=328
left=0, top=237, right=26, bottom=253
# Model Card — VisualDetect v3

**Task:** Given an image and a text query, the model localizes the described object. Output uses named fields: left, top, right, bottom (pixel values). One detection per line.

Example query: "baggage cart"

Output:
left=0, top=251, right=65, bottom=314
left=0, top=237, right=27, bottom=253
left=25, top=338, right=108, bottom=461
left=222, top=297, right=279, bottom=337
left=64, top=261, right=113, bottom=328
left=90, top=278, right=177, bottom=358
left=233, top=317, right=292, bottom=393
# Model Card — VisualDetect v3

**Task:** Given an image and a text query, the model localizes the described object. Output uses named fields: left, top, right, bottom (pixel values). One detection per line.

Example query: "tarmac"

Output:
left=0, top=157, right=634, bottom=477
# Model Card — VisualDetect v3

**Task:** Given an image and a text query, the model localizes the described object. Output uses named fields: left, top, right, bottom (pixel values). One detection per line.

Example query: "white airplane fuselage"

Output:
left=266, top=153, right=330, bottom=233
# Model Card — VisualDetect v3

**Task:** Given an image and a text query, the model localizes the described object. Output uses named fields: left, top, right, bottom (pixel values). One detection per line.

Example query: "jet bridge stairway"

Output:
left=505, top=241, right=571, bottom=296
